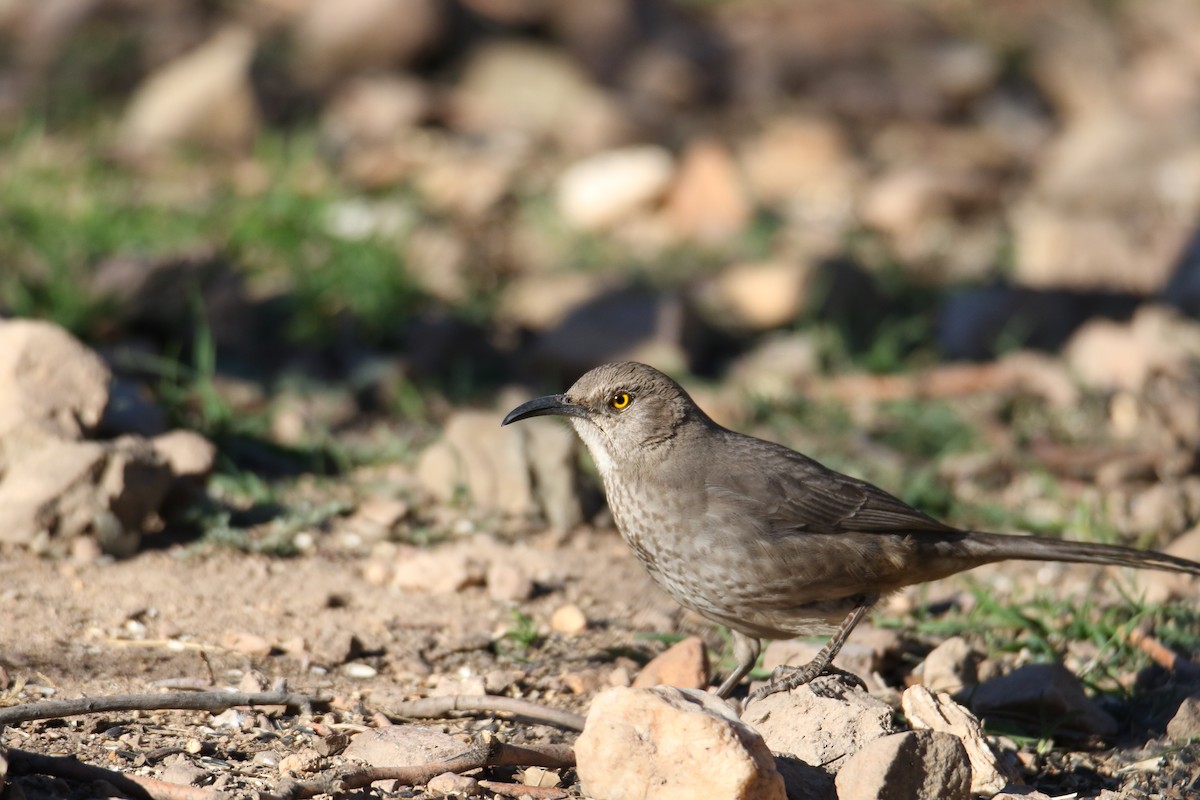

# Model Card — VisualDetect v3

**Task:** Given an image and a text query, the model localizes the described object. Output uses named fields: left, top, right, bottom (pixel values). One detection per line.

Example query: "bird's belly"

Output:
left=610, top=492, right=850, bottom=640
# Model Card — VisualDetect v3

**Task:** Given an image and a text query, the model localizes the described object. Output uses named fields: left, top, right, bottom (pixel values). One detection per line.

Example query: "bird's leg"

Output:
left=748, top=596, right=877, bottom=703
left=715, top=631, right=761, bottom=699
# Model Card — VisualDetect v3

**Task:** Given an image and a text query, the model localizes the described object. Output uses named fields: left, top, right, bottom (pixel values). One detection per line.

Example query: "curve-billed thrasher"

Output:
left=503, top=361, right=1200, bottom=701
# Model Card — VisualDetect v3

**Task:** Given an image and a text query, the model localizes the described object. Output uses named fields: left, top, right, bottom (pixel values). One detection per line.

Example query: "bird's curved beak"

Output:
left=502, top=394, right=585, bottom=426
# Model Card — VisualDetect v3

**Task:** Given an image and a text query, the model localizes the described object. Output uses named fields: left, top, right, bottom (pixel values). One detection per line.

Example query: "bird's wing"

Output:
left=705, top=434, right=960, bottom=538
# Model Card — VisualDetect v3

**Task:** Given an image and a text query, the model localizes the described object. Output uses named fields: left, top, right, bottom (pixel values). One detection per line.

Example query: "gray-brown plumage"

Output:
left=502, top=361, right=1200, bottom=701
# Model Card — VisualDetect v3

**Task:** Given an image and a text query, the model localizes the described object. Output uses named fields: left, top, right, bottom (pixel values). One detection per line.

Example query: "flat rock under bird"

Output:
left=503, top=361, right=1200, bottom=701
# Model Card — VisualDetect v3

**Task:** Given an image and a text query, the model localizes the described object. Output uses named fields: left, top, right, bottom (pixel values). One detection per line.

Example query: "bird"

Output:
left=502, top=361, right=1200, bottom=702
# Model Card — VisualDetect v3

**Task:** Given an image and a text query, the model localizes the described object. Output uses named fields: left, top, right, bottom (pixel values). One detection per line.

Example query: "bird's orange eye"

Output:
left=610, top=391, right=632, bottom=410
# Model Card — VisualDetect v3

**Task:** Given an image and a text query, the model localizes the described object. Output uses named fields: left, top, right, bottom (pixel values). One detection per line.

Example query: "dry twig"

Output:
left=0, top=691, right=330, bottom=726
left=263, top=740, right=575, bottom=800
left=480, top=779, right=570, bottom=799
left=386, top=694, right=586, bottom=731
left=1127, top=627, right=1200, bottom=676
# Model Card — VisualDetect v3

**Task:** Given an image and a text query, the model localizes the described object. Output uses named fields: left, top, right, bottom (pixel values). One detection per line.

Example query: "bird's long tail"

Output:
left=961, top=531, right=1200, bottom=576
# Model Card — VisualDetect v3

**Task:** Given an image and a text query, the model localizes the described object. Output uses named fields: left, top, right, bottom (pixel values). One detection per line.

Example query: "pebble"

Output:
left=550, top=603, right=588, bottom=635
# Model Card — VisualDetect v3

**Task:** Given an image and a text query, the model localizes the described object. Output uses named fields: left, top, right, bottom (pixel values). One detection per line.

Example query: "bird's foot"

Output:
left=748, top=665, right=866, bottom=703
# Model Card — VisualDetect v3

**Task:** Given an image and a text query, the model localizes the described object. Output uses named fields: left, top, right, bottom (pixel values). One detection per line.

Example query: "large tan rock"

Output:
left=119, top=26, right=259, bottom=157
left=556, top=146, right=675, bottom=231
left=664, top=139, right=752, bottom=244
left=576, top=687, right=786, bottom=800
left=292, top=0, right=442, bottom=89
left=742, top=679, right=896, bottom=769
left=0, top=318, right=110, bottom=454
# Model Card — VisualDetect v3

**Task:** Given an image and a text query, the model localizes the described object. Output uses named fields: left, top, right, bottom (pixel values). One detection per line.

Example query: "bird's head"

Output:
left=502, top=361, right=702, bottom=474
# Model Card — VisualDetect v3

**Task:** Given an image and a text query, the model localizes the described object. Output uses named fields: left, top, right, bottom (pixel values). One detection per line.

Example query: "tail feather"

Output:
left=963, top=531, right=1200, bottom=576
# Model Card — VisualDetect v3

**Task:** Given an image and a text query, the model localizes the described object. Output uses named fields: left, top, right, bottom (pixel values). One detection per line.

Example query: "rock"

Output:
left=222, top=631, right=272, bottom=658
left=427, top=771, right=480, bottom=797
left=632, top=637, right=709, bottom=690
left=416, top=411, right=535, bottom=517
left=497, top=272, right=610, bottom=331
left=1167, top=692, right=1200, bottom=740
left=345, top=726, right=465, bottom=768
left=416, top=410, right=583, bottom=525
left=902, top=685, right=1018, bottom=796
left=968, top=663, right=1117, bottom=739
left=452, top=41, right=630, bottom=153
left=0, top=435, right=172, bottom=556
left=739, top=116, right=858, bottom=223
left=919, top=636, right=982, bottom=694
left=1064, top=306, right=1200, bottom=392
left=664, top=139, right=752, bottom=244
left=405, top=226, right=470, bottom=303
left=522, top=418, right=585, bottom=531
left=522, top=766, right=562, bottom=788
left=486, top=561, right=534, bottom=603
left=391, top=549, right=485, bottom=595
left=118, top=26, right=259, bottom=157
left=159, top=756, right=211, bottom=787
left=834, top=730, right=971, bottom=800
left=697, top=260, right=813, bottom=331
left=320, top=74, right=431, bottom=153
left=0, top=319, right=110, bottom=450
left=151, top=430, right=216, bottom=481
left=277, top=748, right=321, bottom=776
left=414, top=141, right=523, bottom=221
left=556, top=146, right=675, bottom=231
left=741, top=679, right=896, bottom=769
left=292, top=0, right=442, bottom=89
left=989, top=790, right=1054, bottom=800
left=575, top=687, right=786, bottom=800
left=550, top=603, right=588, bottom=636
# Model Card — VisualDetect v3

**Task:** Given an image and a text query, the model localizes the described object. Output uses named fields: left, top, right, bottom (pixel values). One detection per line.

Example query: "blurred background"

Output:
left=2, top=0, right=1200, bottom=555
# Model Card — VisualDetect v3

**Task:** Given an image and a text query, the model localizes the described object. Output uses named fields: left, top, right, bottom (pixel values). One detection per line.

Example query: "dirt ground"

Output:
left=3, top=520, right=1199, bottom=798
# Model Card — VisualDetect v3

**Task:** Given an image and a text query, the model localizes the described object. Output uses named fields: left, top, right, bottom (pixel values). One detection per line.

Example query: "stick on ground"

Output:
left=0, top=691, right=331, bottom=726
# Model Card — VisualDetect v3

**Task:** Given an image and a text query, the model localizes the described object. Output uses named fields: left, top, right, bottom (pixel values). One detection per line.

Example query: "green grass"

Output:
left=0, top=130, right=424, bottom=348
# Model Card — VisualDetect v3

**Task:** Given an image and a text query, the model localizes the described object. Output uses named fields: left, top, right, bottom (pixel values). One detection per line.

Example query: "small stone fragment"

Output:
left=550, top=603, right=588, bottom=635
left=391, top=549, right=485, bottom=595
left=835, top=730, right=971, bottom=800
left=902, top=685, right=1018, bottom=795
left=919, top=636, right=981, bottom=694
left=1167, top=692, right=1200, bottom=740
left=160, top=757, right=211, bottom=787
left=576, top=686, right=786, bottom=800
left=487, top=561, right=535, bottom=603
left=150, top=430, right=217, bottom=480
left=278, top=749, right=321, bottom=776
left=343, top=662, right=378, bottom=679
left=632, top=636, right=709, bottom=690
left=427, top=771, right=480, bottom=797
left=345, top=727, right=465, bottom=768
left=221, top=631, right=272, bottom=657
left=522, top=766, right=562, bottom=788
